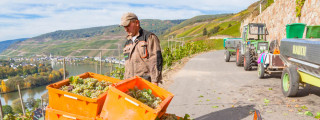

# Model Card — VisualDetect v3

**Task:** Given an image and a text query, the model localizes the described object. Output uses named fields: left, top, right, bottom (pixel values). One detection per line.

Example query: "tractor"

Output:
left=236, top=23, right=269, bottom=71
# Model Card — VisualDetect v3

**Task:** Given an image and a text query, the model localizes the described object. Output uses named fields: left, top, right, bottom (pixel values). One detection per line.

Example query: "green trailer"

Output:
left=237, top=23, right=269, bottom=70
left=279, top=24, right=320, bottom=97
left=223, top=38, right=242, bottom=62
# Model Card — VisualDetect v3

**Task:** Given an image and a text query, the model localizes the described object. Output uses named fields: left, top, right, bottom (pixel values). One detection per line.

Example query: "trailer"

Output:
left=257, top=40, right=285, bottom=78
left=223, top=38, right=242, bottom=62
left=279, top=24, right=320, bottom=97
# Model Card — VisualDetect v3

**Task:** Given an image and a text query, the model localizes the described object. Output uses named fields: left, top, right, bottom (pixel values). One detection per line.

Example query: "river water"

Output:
left=0, top=62, right=113, bottom=105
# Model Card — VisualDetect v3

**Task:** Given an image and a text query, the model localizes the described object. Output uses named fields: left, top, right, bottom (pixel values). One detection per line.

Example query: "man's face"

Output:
left=124, top=20, right=139, bottom=37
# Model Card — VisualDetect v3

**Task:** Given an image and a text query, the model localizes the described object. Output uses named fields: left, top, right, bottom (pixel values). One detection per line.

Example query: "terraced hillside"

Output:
left=0, top=19, right=184, bottom=58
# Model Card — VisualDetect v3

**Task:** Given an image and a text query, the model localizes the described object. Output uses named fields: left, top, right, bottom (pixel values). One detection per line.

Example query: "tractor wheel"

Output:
left=224, top=50, right=230, bottom=62
left=258, top=61, right=265, bottom=78
left=236, top=48, right=243, bottom=66
left=244, top=51, right=252, bottom=71
left=281, top=65, right=300, bottom=97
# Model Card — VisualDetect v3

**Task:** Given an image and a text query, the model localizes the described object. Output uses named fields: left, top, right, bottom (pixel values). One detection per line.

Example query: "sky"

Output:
left=0, top=0, right=258, bottom=42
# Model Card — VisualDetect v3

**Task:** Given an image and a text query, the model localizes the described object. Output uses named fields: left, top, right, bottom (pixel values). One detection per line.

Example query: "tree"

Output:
left=59, top=68, right=69, bottom=78
left=48, top=74, right=54, bottom=82
left=6, top=76, right=24, bottom=91
left=25, top=98, right=36, bottom=109
left=1, top=80, right=9, bottom=92
left=210, top=26, right=220, bottom=35
left=2, top=105, right=13, bottom=115
left=203, top=28, right=207, bottom=36
left=12, top=98, right=23, bottom=113
left=228, top=24, right=232, bottom=28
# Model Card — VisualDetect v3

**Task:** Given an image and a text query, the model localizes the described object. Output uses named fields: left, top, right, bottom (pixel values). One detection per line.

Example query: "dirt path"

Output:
left=163, top=50, right=320, bottom=120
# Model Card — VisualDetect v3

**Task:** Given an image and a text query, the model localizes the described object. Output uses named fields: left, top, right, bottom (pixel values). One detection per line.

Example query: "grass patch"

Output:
left=215, top=22, right=241, bottom=37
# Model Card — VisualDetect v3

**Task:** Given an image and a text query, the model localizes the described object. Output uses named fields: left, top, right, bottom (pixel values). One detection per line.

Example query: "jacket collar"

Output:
left=126, top=27, right=143, bottom=40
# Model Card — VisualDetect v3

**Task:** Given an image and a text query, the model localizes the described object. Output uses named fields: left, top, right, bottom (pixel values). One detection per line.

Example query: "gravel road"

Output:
left=165, top=50, right=320, bottom=120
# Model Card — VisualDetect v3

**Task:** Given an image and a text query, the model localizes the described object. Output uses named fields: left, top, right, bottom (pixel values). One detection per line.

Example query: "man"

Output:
left=120, top=12, right=163, bottom=86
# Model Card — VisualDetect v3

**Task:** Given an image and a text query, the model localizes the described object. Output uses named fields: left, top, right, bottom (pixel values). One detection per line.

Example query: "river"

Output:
left=0, top=62, right=113, bottom=105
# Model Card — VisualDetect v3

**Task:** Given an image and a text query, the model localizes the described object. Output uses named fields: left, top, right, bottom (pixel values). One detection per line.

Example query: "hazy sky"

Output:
left=0, top=0, right=258, bottom=41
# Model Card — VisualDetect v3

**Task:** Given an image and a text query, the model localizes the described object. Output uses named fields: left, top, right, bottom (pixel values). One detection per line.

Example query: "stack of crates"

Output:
left=45, top=72, right=121, bottom=120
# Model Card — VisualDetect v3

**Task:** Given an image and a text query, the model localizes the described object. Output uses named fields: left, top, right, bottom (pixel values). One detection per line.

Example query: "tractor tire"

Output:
left=236, top=48, right=243, bottom=66
left=244, top=50, right=253, bottom=71
left=281, top=65, right=300, bottom=97
left=224, top=50, right=230, bottom=62
left=258, top=61, right=265, bottom=78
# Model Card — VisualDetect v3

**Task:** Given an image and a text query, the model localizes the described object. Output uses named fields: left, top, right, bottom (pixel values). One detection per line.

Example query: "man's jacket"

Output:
left=123, top=28, right=163, bottom=83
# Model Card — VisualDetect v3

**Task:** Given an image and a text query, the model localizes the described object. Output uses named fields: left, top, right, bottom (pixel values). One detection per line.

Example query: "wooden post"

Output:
left=168, top=37, right=169, bottom=49
left=118, top=44, right=121, bottom=68
left=175, top=40, right=176, bottom=50
left=95, top=62, right=98, bottom=73
left=0, top=99, right=3, bottom=120
left=100, top=51, right=102, bottom=74
left=109, top=62, right=112, bottom=76
left=17, top=85, right=25, bottom=116
left=63, top=58, right=66, bottom=80
left=41, top=98, right=44, bottom=117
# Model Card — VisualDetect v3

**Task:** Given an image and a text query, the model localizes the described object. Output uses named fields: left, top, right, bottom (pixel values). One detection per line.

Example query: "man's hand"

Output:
left=152, top=82, right=158, bottom=86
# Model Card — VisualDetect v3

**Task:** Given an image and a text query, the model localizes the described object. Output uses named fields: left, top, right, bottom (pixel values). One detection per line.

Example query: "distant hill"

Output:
left=0, top=38, right=28, bottom=53
left=0, top=19, right=184, bottom=58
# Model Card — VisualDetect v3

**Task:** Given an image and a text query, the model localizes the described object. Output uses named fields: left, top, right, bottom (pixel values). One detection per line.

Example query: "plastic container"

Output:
left=306, top=25, right=320, bottom=38
left=45, top=106, right=104, bottom=120
left=286, top=23, right=306, bottom=38
left=47, top=72, right=121, bottom=117
left=99, top=76, right=174, bottom=120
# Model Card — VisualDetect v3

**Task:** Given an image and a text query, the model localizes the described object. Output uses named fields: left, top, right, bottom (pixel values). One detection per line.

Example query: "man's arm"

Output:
left=147, top=34, right=163, bottom=84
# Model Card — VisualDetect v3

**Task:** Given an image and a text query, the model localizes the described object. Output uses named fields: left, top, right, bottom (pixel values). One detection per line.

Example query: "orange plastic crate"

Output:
left=47, top=72, right=121, bottom=117
left=99, top=76, right=174, bottom=120
left=45, top=106, right=104, bottom=120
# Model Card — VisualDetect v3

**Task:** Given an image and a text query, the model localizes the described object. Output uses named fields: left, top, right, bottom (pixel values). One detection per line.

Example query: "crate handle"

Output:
left=63, top=115, right=76, bottom=119
left=125, top=97, right=139, bottom=106
left=64, top=94, right=78, bottom=100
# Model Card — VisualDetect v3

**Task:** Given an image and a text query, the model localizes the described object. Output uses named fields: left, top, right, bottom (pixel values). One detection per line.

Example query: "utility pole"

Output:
left=260, top=3, right=262, bottom=14
left=18, top=85, right=25, bottom=117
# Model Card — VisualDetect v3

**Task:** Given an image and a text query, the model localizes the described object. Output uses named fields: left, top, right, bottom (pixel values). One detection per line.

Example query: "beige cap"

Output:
left=120, top=12, right=138, bottom=26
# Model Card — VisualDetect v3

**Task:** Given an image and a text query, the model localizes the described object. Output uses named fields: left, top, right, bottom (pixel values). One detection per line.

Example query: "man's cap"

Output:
left=120, top=12, right=138, bottom=27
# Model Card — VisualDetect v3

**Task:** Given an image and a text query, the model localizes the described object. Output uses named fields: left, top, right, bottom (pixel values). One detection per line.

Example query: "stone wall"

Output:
left=242, top=0, right=320, bottom=41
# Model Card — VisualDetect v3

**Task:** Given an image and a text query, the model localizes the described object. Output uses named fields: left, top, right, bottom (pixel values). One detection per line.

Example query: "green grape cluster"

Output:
left=60, top=76, right=112, bottom=98
left=126, top=86, right=162, bottom=109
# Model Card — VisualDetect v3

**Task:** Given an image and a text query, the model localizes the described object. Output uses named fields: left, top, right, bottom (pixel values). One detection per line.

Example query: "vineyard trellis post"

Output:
left=63, top=58, right=66, bottom=80
left=18, top=85, right=26, bottom=117
left=0, top=99, right=3, bottom=120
